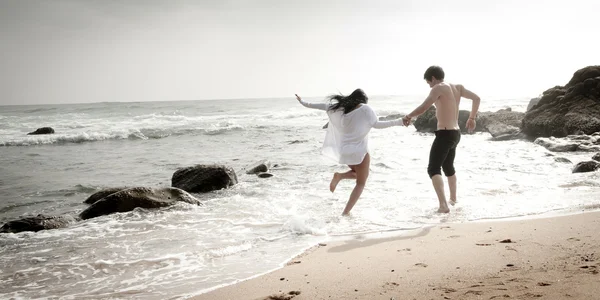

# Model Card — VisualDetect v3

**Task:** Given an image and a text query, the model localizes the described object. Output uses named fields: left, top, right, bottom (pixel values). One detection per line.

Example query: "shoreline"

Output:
left=191, top=208, right=600, bottom=300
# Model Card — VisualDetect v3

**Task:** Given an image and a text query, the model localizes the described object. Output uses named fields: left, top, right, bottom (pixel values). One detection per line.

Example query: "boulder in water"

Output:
left=79, top=187, right=201, bottom=220
left=572, top=161, right=600, bottom=173
left=554, top=157, right=572, bottom=163
left=171, top=164, right=238, bottom=193
left=84, top=187, right=130, bottom=204
left=593, top=153, right=600, bottom=162
left=27, top=127, right=55, bottom=135
left=245, top=161, right=270, bottom=175
left=257, top=172, right=274, bottom=178
left=0, top=214, right=75, bottom=233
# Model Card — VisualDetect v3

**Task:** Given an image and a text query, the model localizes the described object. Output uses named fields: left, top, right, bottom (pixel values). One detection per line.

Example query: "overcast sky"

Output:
left=1, top=0, right=598, bottom=105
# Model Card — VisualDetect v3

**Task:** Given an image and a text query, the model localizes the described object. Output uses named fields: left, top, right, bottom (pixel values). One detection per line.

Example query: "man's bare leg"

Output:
left=330, top=170, right=356, bottom=192
left=431, top=175, right=449, bottom=213
left=447, top=174, right=457, bottom=206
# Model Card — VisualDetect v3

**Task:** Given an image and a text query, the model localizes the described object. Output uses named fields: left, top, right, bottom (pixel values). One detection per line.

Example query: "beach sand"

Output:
left=192, top=210, right=600, bottom=300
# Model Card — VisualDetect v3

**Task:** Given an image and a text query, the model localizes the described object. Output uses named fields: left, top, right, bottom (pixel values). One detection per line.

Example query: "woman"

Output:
left=295, top=89, right=403, bottom=216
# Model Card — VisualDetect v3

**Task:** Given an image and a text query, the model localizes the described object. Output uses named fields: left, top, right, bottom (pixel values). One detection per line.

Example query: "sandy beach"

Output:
left=193, top=210, right=600, bottom=300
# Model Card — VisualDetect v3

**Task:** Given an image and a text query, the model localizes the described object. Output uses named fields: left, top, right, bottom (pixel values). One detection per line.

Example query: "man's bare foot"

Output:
left=449, top=199, right=457, bottom=206
left=329, top=173, right=342, bottom=192
left=437, top=205, right=450, bottom=213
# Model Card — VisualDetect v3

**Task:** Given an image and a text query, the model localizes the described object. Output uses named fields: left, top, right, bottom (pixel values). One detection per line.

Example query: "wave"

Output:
left=0, top=124, right=247, bottom=146
left=22, top=107, right=58, bottom=113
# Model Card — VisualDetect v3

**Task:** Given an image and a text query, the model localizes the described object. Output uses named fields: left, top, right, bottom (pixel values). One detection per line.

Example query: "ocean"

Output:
left=1, top=95, right=599, bottom=299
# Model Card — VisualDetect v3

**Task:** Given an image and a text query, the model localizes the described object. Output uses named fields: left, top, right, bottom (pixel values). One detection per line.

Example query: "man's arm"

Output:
left=458, top=84, right=481, bottom=119
left=405, top=86, right=441, bottom=119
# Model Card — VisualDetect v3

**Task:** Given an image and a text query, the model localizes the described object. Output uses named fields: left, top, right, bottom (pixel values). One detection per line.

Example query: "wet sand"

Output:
left=192, top=210, right=600, bottom=300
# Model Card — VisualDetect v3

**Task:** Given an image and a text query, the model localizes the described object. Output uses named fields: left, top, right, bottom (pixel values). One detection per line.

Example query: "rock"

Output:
left=79, top=187, right=201, bottom=220
left=323, top=122, right=328, bottom=129
left=534, top=137, right=579, bottom=152
left=572, top=161, right=600, bottom=173
left=554, top=157, right=572, bottom=163
left=257, top=172, right=273, bottom=178
left=171, top=164, right=238, bottom=193
left=27, top=127, right=55, bottom=135
left=522, top=66, right=600, bottom=138
left=0, top=214, right=75, bottom=233
left=84, top=187, right=129, bottom=204
left=593, top=153, right=600, bottom=162
left=534, top=135, right=600, bottom=152
left=485, top=123, right=523, bottom=141
left=412, top=107, right=439, bottom=132
left=527, top=97, right=541, bottom=111
left=245, top=161, right=270, bottom=175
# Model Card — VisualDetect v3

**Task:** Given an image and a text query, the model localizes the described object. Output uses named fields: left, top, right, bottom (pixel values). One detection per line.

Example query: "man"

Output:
left=402, top=66, right=481, bottom=213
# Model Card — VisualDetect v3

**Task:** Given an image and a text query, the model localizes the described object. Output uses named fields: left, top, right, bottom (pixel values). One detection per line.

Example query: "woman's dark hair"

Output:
left=327, top=89, right=368, bottom=114
left=424, top=65, right=445, bottom=81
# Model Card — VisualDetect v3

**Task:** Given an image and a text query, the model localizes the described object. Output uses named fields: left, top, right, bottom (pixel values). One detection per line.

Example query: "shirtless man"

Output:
left=402, top=66, right=481, bottom=213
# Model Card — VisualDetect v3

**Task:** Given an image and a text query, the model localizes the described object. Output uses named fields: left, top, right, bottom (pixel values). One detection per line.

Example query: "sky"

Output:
left=0, top=0, right=598, bottom=105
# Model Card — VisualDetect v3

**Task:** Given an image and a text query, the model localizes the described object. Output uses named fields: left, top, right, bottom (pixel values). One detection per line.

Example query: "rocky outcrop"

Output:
left=534, top=133, right=600, bottom=152
left=172, top=164, right=238, bottom=193
left=0, top=214, right=75, bottom=233
left=79, top=187, right=201, bottom=220
left=84, top=187, right=130, bottom=204
left=522, top=66, right=600, bottom=138
left=27, top=127, right=55, bottom=135
left=527, top=97, right=541, bottom=111
left=572, top=161, right=600, bottom=173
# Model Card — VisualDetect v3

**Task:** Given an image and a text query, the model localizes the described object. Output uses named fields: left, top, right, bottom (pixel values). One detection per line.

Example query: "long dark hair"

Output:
left=327, top=89, right=368, bottom=114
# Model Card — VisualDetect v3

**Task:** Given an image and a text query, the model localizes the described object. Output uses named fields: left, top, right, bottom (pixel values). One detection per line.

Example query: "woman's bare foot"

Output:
left=449, top=198, right=457, bottom=206
left=437, top=205, right=450, bottom=213
left=330, top=173, right=342, bottom=192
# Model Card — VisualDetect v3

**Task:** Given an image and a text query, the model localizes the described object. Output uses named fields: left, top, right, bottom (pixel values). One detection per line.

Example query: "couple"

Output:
left=295, top=66, right=481, bottom=215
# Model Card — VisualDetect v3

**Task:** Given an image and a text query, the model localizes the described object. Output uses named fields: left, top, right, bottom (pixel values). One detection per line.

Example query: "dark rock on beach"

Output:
left=527, top=97, right=541, bottom=111
left=257, top=172, right=274, bottom=178
left=172, top=164, right=238, bottom=193
left=27, top=127, right=55, bottom=135
left=572, top=161, right=600, bottom=173
left=593, top=153, right=600, bottom=162
left=245, top=161, right=270, bottom=175
left=522, top=66, right=600, bottom=138
left=554, top=157, right=572, bottom=163
left=0, top=214, right=75, bottom=233
left=84, top=187, right=130, bottom=204
left=79, top=187, right=201, bottom=220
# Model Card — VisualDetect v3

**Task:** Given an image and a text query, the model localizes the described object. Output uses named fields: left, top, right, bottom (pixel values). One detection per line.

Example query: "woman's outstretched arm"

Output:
left=295, top=94, right=328, bottom=111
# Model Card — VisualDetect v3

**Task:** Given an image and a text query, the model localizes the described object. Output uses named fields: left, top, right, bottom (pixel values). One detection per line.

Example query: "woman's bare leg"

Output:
left=342, top=153, right=370, bottom=216
left=330, top=170, right=356, bottom=192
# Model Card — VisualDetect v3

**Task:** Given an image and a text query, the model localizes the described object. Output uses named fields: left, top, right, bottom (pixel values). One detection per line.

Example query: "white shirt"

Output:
left=299, top=100, right=402, bottom=165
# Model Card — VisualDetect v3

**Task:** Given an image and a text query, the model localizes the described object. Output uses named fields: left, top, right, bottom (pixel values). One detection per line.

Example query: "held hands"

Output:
left=466, top=118, right=476, bottom=133
left=402, top=115, right=412, bottom=126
